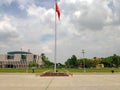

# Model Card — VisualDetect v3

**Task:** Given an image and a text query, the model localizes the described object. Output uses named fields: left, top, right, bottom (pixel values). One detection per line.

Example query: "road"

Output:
left=0, top=73, right=120, bottom=90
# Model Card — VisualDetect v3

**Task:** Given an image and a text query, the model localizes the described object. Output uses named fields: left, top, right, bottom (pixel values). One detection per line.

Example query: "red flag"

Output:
left=56, top=2, right=60, bottom=20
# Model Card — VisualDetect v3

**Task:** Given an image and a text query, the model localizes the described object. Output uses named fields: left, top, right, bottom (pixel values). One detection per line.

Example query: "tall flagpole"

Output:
left=54, top=0, right=57, bottom=73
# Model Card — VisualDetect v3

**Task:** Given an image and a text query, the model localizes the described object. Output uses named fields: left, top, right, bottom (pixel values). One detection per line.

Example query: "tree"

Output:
left=28, top=61, right=38, bottom=68
left=78, top=58, right=91, bottom=68
left=65, top=55, right=78, bottom=68
left=111, top=54, right=120, bottom=67
left=91, top=60, right=99, bottom=67
left=56, top=63, right=65, bottom=68
left=64, top=54, right=120, bottom=68
left=41, top=53, right=54, bottom=68
left=101, top=57, right=112, bottom=67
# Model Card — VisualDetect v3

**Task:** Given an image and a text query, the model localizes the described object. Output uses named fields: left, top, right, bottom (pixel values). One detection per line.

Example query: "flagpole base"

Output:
left=40, top=72, right=69, bottom=77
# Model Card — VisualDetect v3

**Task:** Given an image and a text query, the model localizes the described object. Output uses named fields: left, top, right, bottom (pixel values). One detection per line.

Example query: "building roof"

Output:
left=7, top=51, right=32, bottom=55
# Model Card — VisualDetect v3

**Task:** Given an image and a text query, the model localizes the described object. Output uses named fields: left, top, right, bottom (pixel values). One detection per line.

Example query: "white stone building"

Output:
left=0, top=51, right=43, bottom=68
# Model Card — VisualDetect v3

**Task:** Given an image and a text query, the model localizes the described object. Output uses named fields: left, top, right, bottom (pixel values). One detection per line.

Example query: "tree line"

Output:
left=65, top=54, right=120, bottom=68
left=39, top=53, right=120, bottom=68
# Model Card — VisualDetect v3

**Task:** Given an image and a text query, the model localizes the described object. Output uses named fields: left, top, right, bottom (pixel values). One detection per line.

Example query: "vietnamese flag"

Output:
left=56, top=2, right=60, bottom=20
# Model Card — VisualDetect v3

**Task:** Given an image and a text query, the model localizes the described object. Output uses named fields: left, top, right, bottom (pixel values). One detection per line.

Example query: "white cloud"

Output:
left=0, top=0, right=13, bottom=5
left=0, top=15, right=22, bottom=52
left=53, top=0, right=120, bottom=62
left=27, top=5, right=46, bottom=17
left=0, top=0, right=120, bottom=63
left=0, top=16, right=16, bottom=31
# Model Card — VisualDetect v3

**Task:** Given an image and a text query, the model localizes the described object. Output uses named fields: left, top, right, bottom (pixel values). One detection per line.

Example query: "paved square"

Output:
left=0, top=73, right=120, bottom=90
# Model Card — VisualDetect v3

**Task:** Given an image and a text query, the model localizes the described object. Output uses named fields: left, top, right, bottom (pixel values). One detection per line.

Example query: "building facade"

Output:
left=0, top=51, right=43, bottom=68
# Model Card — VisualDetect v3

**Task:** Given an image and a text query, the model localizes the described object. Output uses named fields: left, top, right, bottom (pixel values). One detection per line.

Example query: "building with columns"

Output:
left=0, top=51, right=43, bottom=68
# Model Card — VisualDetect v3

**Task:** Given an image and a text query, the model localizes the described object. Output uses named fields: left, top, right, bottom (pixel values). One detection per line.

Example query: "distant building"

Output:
left=96, top=64, right=104, bottom=68
left=0, top=51, right=43, bottom=68
left=91, top=57, right=102, bottom=64
left=91, top=57, right=105, bottom=68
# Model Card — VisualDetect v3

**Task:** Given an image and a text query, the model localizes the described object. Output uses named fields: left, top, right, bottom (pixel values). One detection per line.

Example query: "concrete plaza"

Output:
left=0, top=73, right=120, bottom=90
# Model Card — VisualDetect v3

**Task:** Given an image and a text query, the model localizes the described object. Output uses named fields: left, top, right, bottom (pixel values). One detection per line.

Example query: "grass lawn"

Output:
left=0, top=68, right=120, bottom=73
left=0, top=68, right=52, bottom=73
left=63, top=68, right=120, bottom=73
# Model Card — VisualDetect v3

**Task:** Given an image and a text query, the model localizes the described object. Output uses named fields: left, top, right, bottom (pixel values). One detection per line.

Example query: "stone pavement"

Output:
left=0, top=73, right=120, bottom=90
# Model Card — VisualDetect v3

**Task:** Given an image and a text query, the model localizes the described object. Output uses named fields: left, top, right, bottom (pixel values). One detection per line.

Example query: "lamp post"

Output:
left=82, top=49, right=86, bottom=72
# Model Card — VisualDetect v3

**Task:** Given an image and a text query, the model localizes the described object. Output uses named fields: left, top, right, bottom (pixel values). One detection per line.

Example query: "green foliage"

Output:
left=101, top=57, right=112, bottom=67
left=28, top=61, right=39, bottom=68
left=65, top=55, right=79, bottom=68
left=1, top=68, right=120, bottom=73
left=56, top=63, right=65, bottom=68
left=0, top=68, right=53, bottom=73
left=91, top=60, right=99, bottom=67
left=101, top=54, right=120, bottom=68
left=78, top=58, right=99, bottom=68
left=111, top=54, right=120, bottom=67
left=41, top=53, right=54, bottom=68
left=65, top=54, right=120, bottom=68
left=40, top=53, right=120, bottom=69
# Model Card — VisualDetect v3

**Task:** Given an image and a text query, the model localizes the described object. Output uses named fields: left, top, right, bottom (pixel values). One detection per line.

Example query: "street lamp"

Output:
left=82, top=49, right=86, bottom=72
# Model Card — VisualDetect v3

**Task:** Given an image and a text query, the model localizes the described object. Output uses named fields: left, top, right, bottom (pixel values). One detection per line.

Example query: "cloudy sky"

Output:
left=0, top=0, right=120, bottom=63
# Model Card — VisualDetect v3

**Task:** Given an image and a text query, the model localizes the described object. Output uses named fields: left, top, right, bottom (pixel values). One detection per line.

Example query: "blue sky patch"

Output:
left=35, top=0, right=55, bottom=9
left=40, top=34, right=54, bottom=42
left=0, top=0, right=60, bottom=18
left=0, top=1, right=27, bottom=18
left=108, top=0, right=115, bottom=13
